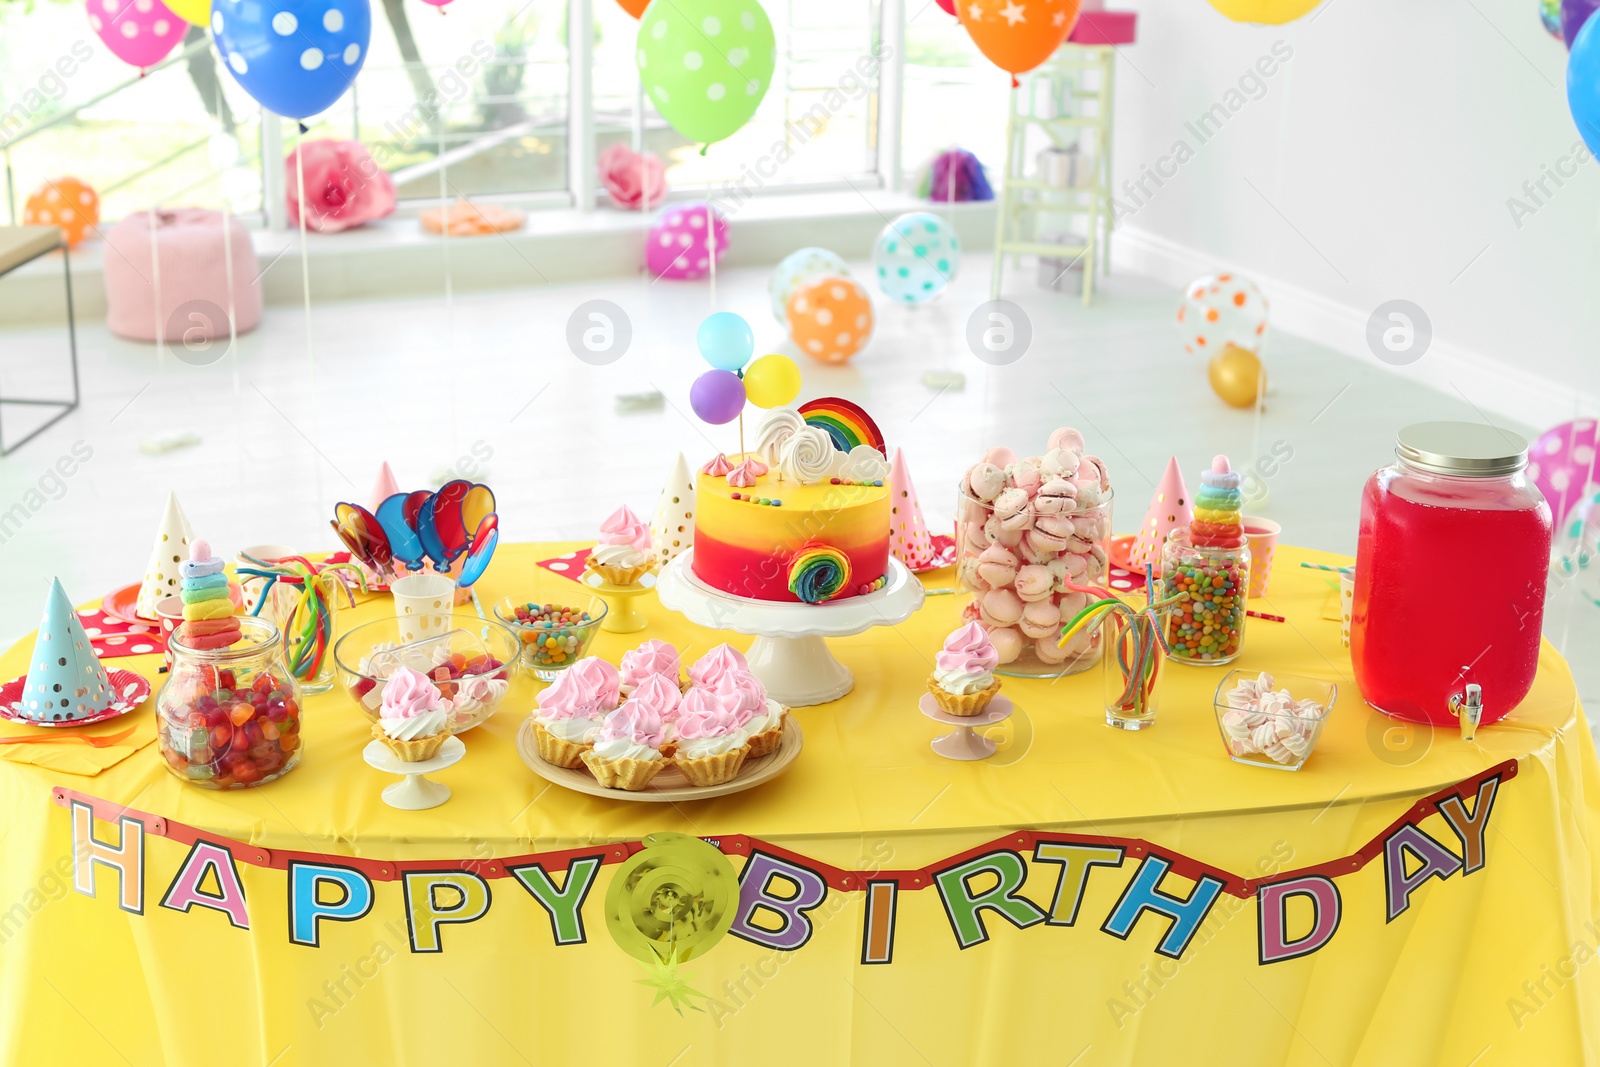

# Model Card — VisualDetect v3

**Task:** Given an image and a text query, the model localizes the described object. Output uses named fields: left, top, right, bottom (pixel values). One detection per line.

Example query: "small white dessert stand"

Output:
left=656, top=551, right=925, bottom=707
left=918, top=693, right=1014, bottom=760
left=362, top=736, right=465, bottom=810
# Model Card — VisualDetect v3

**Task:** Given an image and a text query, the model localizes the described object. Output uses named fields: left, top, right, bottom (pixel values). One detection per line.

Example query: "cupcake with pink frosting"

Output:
left=582, top=683, right=673, bottom=790
left=587, top=505, right=657, bottom=585
left=711, top=669, right=787, bottom=758
left=928, top=622, right=1002, bottom=716
left=688, top=643, right=749, bottom=689
left=671, top=686, right=753, bottom=786
left=372, top=666, right=454, bottom=761
left=620, top=639, right=684, bottom=694
left=530, top=657, right=621, bottom=768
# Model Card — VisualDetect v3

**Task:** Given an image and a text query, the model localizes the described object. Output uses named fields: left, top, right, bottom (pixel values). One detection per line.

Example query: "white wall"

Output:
left=1106, top=0, right=1599, bottom=428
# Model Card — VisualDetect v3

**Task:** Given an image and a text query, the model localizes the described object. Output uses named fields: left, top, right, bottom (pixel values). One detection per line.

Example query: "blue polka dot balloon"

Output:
left=873, top=211, right=959, bottom=304
left=212, top=0, right=371, bottom=120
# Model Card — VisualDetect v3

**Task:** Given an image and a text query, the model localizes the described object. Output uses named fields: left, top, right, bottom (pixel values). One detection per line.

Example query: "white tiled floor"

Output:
left=1, top=252, right=1594, bottom=734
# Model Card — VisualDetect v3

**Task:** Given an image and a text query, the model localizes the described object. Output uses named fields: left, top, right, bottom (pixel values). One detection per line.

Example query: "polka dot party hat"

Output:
left=888, top=448, right=935, bottom=570
left=650, top=452, right=695, bottom=565
left=17, top=579, right=113, bottom=723
left=1129, top=457, right=1193, bottom=571
left=135, top=491, right=193, bottom=620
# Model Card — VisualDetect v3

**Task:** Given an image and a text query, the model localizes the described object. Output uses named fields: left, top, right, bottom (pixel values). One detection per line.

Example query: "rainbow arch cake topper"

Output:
left=798, top=397, right=885, bottom=456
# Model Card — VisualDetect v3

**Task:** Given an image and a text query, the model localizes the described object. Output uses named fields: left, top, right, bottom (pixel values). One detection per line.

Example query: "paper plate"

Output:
left=103, top=581, right=244, bottom=625
left=907, top=533, right=958, bottom=574
left=0, top=669, right=152, bottom=728
left=1108, top=534, right=1137, bottom=572
left=516, top=716, right=802, bottom=802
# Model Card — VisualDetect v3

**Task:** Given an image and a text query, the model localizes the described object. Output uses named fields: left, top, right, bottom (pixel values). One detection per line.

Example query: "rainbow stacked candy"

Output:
left=177, top=540, right=241, bottom=650
left=788, top=543, right=851, bottom=604
left=1190, top=456, right=1246, bottom=549
left=1160, top=456, right=1249, bottom=663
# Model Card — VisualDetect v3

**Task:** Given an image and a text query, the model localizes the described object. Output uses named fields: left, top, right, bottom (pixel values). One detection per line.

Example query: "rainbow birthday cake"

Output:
left=692, top=400, right=891, bottom=604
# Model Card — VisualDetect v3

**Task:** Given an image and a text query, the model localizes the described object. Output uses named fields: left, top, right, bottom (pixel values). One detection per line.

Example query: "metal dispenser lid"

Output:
left=1396, top=421, right=1528, bottom=477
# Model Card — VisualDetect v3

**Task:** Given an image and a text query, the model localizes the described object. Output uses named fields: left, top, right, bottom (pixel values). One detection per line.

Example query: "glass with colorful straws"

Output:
left=1057, top=568, right=1189, bottom=730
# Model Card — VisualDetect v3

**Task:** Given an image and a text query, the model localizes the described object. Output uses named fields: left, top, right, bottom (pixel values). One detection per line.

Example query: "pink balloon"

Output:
left=646, top=200, right=728, bottom=281
left=935, top=0, right=956, bottom=13
left=87, top=0, right=184, bottom=68
left=1528, top=418, right=1599, bottom=526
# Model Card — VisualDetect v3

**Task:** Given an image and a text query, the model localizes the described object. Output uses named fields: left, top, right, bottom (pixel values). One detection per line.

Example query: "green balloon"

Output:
left=636, top=0, right=775, bottom=147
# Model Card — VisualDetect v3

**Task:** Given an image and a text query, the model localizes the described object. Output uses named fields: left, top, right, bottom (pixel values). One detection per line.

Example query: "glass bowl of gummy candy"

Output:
left=333, top=616, right=518, bottom=733
left=492, top=595, right=606, bottom=681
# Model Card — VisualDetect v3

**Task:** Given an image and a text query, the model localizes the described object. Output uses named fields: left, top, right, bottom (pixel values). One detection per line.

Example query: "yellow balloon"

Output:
left=1208, top=344, right=1265, bottom=408
left=166, top=0, right=209, bottom=25
left=1205, top=0, right=1322, bottom=23
left=742, top=354, right=802, bottom=409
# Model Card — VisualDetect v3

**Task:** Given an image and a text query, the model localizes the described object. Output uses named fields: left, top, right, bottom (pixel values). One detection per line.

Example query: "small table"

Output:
left=0, top=226, right=79, bottom=454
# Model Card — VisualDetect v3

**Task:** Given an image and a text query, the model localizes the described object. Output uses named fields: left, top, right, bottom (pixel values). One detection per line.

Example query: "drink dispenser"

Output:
left=1352, top=422, right=1552, bottom=729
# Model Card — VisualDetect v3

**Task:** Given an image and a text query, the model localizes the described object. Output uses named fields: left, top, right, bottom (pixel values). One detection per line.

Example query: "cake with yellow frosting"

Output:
left=691, top=402, right=892, bottom=604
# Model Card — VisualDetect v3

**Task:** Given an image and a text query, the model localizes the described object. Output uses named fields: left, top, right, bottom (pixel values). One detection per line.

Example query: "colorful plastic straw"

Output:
left=1057, top=572, right=1189, bottom=722
left=237, top=555, right=366, bottom=682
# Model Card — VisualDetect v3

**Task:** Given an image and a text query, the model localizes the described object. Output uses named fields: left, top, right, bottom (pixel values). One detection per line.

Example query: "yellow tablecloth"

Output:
left=0, top=543, right=1596, bottom=1066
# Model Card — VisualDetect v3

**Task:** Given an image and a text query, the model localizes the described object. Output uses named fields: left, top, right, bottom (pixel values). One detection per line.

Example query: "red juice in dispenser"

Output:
left=1352, top=422, right=1552, bottom=726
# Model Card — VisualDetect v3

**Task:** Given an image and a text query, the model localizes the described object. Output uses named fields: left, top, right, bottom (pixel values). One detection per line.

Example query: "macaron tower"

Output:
left=1158, top=456, right=1251, bottom=665
left=176, top=539, right=241, bottom=650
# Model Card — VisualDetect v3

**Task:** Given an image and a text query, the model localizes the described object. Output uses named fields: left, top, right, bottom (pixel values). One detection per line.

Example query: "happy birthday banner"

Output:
left=53, top=760, right=1513, bottom=965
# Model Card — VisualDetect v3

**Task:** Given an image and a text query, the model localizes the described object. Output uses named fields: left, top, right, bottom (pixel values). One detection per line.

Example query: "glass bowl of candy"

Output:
left=492, top=595, right=606, bottom=680
left=155, top=616, right=303, bottom=789
left=1213, top=670, right=1337, bottom=772
left=333, top=616, right=517, bottom=733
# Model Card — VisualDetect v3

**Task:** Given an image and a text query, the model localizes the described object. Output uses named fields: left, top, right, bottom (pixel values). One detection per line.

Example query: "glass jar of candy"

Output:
left=1352, top=422, right=1552, bottom=726
left=1158, top=531, right=1250, bottom=665
left=954, top=487, right=1114, bottom=677
left=156, top=616, right=303, bottom=788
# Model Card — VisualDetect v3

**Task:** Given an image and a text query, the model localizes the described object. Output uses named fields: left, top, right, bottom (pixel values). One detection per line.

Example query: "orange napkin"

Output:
left=0, top=721, right=154, bottom=776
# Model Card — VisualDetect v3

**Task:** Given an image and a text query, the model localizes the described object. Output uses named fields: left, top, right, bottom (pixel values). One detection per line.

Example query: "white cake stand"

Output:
left=362, top=736, right=465, bottom=810
left=655, top=550, right=925, bottom=707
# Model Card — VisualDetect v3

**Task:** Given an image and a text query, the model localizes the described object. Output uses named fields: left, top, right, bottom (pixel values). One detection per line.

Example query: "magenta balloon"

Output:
left=690, top=369, right=746, bottom=425
left=88, top=0, right=184, bottom=68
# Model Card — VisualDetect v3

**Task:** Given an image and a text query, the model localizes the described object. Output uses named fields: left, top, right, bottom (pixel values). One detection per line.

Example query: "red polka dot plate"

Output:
left=0, top=670, right=152, bottom=728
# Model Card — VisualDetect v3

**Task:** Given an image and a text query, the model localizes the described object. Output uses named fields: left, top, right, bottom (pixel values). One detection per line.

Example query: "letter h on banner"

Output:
left=1101, top=856, right=1225, bottom=960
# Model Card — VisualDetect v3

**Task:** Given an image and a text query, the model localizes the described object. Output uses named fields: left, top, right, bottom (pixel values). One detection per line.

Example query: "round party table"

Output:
left=0, top=543, right=1596, bottom=1065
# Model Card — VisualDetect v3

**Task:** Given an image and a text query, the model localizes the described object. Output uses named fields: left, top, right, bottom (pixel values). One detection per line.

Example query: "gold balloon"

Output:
left=605, top=832, right=737, bottom=965
left=1208, top=344, right=1266, bottom=409
left=1204, top=0, right=1323, bottom=24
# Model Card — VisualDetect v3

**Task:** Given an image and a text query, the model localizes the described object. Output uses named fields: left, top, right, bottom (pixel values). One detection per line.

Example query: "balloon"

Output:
left=635, top=0, right=775, bottom=146
left=696, top=311, right=754, bottom=371
left=1177, top=272, right=1269, bottom=355
left=646, top=201, right=728, bottom=280
left=615, top=0, right=649, bottom=15
left=787, top=275, right=873, bottom=365
left=873, top=211, right=960, bottom=304
left=769, top=247, right=847, bottom=322
left=934, top=0, right=956, bottom=14
left=23, top=178, right=99, bottom=249
left=1208, top=344, right=1265, bottom=408
left=457, top=513, right=499, bottom=588
left=690, top=369, right=745, bottom=424
left=163, top=0, right=208, bottom=25
left=88, top=0, right=184, bottom=68
left=1528, top=418, right=1599, bottom=526
left=331, top=502, right=391, bottom=571
left=1573, top=13, right=1600, bottom=152
left=743, top=354, right=801, bottom=408
left=1204, top=0, right=1323, bottom=23
left=212, top=0, right=371, bottom=120
left=1544, top=0, right=1565, bottom=39
left=958, top=0, right=1079, bottom=81
left=375, top=492, right=426, bottom=571
left=1550, top=485, right=1600, bottom=602
left=1565, top=0, right=1600, bottom=46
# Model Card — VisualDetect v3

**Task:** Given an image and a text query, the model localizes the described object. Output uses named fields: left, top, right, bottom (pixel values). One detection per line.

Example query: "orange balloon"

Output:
left=787, top=274, right=874, bottom=365
left=958, top=0, right=1081, bottom=81
left=23, top=177, right=99, bottom=249
left=615, top=0, right=649, bottom=16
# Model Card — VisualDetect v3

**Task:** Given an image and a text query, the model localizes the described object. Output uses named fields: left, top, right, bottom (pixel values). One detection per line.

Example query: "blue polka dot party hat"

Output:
left=15, top=578, right=113, bottom=723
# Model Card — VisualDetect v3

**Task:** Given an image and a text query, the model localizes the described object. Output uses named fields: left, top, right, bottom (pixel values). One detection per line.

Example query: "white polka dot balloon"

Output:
left=211, top=0, right=370, bottom=119
left=635, top=0, right=775, bottom=146
left=86, top=0, right=184, bottom=68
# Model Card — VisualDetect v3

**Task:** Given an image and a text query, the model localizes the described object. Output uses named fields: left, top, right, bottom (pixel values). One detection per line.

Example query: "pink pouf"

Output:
left=103, top=209, right=262, bottom=343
